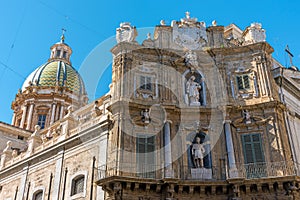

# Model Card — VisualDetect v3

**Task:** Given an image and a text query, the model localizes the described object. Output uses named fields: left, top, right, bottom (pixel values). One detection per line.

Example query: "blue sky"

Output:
left=1, top=0, right=299, bottom=123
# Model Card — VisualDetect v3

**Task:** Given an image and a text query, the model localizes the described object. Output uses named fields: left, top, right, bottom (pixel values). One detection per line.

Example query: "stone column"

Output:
left=59, top=105, right=64, bottom=119
left=20, top=104, right=28, bottom=129
left=224, top=120, right=238, bottom=178
left=26, top=103, right=34, bottom=130
left=50, top=103, right=57, bottom=125
left=164, top=121, right=173, bottom=177
left=11, top=112, right=16, bottom=125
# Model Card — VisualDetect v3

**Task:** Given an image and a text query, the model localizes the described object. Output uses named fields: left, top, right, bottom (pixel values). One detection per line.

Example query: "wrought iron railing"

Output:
left=237, top=161, right=296, bottom=179
left=94, top=161, right=297, bottom=182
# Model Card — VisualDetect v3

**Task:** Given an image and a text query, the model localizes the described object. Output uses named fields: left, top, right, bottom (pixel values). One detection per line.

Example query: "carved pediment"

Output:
left=232, top=115, right=273, bottom=127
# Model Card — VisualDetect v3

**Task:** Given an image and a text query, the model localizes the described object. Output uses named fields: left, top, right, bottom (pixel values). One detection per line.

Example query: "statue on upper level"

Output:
left=192, top=137, right=205, bottom=168
left=116, top=22, right=137, bottom=43
left=244, top=22, right=266, bottom=44
left=186, top=76, right=201, bottom=106
left=172, top=12, right=207, bottom=50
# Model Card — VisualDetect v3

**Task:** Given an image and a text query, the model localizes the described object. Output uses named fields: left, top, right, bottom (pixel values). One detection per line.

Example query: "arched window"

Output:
left=71, top=175, right=85, bottom=196
left=33, top=190, right=43, bottom=200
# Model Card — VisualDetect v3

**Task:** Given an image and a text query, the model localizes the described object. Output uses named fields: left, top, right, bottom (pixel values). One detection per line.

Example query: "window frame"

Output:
left=69, top=171, right=88, bottom=199
left=241, top=133, right=265, bottom=164
left=236, top=74, right=251, bottom=91
left=31, top=188, right=44, bottom=200
left=37, top=114, right=47, bottom=129
left=134, top=70, right=158, bottom=99
left=136, top=134, right=156, bottom=178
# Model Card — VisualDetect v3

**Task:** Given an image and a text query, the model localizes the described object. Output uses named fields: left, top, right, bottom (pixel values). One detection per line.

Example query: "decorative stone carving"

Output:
left=185, top=76, right=201, bottom=106
left=212, top=20, right=217, bottom=26
left=113, top=182, right=122, bottom=200
left=116, top=22, right=137, bottom=43
left=160, top=20, right=166, bottom=26
left=243, top=109, right=251, bottom=124
left=184, top=50, right=198, bottom=69
left=65, top=105, right=74, bottom=118
left=31, top=125, right=41, bottom=137
left=92, top=101, right=102, bottom=118
left=141, top=109, right=151, bottom=124
left=244, top=23, right=266, bottom=44
left=172, top=12, right=207, bottom=50
left=3, top=141, right=12, bottom=153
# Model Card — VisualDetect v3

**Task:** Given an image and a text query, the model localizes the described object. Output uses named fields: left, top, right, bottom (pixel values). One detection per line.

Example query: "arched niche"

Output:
left=187, top=131, right=212, bottom=169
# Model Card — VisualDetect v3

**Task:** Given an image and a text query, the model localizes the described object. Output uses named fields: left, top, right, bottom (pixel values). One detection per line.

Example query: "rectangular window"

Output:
left=140, top=76, right=152, bottom=91
left=17, top=135, right=24, bottom=140
left=242, top=133, right=266, bottom=178
left=237, top=74, right=250, bottom=90
left=38, top=114, right=47, bottom=129
left=136, top=135, right=156, bottom=178
left=242, top=133, right=264, bottom=164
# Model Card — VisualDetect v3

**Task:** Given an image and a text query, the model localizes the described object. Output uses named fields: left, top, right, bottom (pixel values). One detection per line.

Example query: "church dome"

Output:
left=22, top=60, right=86, bottom=95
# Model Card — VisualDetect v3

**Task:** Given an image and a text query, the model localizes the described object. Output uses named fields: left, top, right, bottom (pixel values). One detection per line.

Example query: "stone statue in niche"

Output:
left=141, top=109, right=151, bottom=124
left=186, top=76, right=201, bottom=106
left=191, top=137, right=205, bottom=168
left=116, top=22, right=137, bottom=43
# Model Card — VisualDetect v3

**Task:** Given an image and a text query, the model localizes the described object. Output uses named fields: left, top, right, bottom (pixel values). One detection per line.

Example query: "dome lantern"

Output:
left=49, top=29, right=72, bottom=65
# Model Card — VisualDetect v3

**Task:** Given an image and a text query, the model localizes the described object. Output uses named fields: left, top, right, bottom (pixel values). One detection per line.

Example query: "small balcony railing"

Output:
left=237, top=161, right=296, bottom=179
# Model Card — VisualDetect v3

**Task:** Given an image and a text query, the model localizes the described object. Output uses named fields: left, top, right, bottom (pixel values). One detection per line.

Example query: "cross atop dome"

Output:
left=60, top=28, right=66, bottom=43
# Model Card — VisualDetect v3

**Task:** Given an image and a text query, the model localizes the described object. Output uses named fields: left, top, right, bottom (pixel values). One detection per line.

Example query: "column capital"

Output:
left=224, top=119, right=232, bottom=124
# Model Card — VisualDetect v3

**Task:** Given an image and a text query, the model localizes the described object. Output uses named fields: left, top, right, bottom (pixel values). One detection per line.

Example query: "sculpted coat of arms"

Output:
left=172, top=12, right=208, bottom=50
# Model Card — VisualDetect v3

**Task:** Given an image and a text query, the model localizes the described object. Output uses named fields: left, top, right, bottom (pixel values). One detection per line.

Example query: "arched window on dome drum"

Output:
left=63, top=51, right=67, bottom=59
left=56, top=50, right=61, bottom=58
left=33, top=190, right=43, bottom=200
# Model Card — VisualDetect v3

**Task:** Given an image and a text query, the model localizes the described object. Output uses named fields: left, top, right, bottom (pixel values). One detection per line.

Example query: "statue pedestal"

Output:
left=191, top=168, right=212, bottom=179
left=190, top=102, right=201, bottom=106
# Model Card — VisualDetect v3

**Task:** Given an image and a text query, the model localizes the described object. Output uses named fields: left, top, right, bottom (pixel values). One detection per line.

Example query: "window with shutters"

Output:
left=33, top=190, right=43, bottom=200
left=241, top=133, right=266, bottom=178
left=71, top=175, right=85, bottom=196
left=236, top=74, right=250, bottom=90
left=136, top=135, right=156, bottom=178
left=242, top=133, right=264, bottom=164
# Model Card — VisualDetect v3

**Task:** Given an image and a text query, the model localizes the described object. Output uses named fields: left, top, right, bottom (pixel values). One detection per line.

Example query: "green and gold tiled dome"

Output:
left=22, top=60, right=86, bottom=95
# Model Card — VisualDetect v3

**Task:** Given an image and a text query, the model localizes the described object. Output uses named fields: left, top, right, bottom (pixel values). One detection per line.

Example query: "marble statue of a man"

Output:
left=192, top=137, right=205, bottom=168
left=186, top=76, right=201, bottom=105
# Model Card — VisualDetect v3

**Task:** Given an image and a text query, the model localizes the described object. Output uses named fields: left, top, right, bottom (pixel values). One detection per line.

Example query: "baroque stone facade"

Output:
left=1, top=13, right=300, bottom=200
